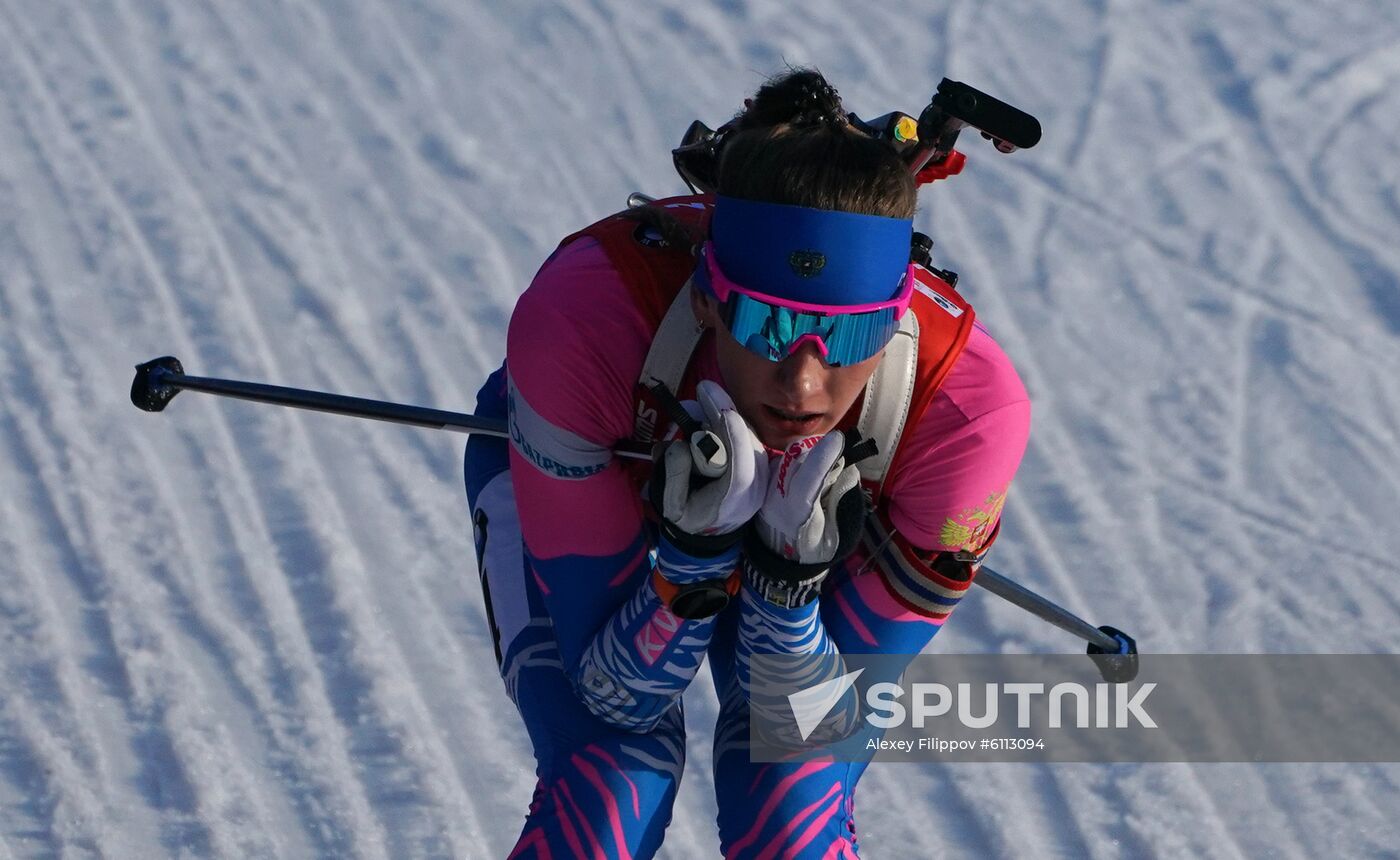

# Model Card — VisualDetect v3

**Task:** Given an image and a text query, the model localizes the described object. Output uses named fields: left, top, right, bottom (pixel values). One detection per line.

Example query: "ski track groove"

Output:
left=0, top=120, right=123, bottom=829
left=126, top=0, right=493, bottom=478
left=941, top=191, right=1257, bottom=860
left=0, top=275, right=242, bottom=858
left=0, top=121, right=291, bottom=860
left=565, top=1, right=667, bottom=190
left=0, top=702, right=105, bottom=859
left=0, top=409, right=111, bottom=856
left=481, top=4, right=655, bottom=198
left=132, top=424, right=392, bottom=860
left=128, top=383, right=469, bottom=860
left=1, top=2, right=395, bottom=854
left=581, top=0, right=673, bottom=182
left=1188, top=19, right=1400, bottom=338
left=1154, top=471, right=1400, bottom=634
left=156, top=0, right=499, bottom=410
left=902, top=768, right=1002, bottom=860
left=84, top=2, right=502, bottom=853
left=112, top=0, right=548, bottom=849
left=353, top=0, right=584, bottom=241
left=0, top=10, right=220, bottom=855
left=312, top=11, right=516, bottom=387
left=311, top=0, right=533, bottom=268
left=1222, top=229, right=1284, bottom=495
left=145, top=0, right=509, bottom=413
left=0, top=236, right=195, bottom=859
left=155, top=3, right=524, bottom=833
left=1294, top=39, right=1400, bottom=251
left=989, top=155, right=1400, bottom=374
left=1022, top=766, right=1117, bottom=860
left=270, top=0, right=517, bottom=355
left=1066, top=0, right=1113, bottom=175
left=277, top=336, right=521, bottom=832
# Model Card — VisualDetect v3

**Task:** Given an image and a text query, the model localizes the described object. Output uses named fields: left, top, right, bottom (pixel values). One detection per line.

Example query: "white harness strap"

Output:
left=854, top=311, right=919, bottom=495
left=637, top=283, right=921, bottom=501
left=635, top=281, right=706, bottom=441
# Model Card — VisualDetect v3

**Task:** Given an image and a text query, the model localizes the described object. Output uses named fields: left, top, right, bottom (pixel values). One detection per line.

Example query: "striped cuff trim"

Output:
left=865, top=513, right=972, bottom=620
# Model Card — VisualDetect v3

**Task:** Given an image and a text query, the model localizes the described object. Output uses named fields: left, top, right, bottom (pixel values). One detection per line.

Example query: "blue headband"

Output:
left=709, top=195, right=914, bottom=307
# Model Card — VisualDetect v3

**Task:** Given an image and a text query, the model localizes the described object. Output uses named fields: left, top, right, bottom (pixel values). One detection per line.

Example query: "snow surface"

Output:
left=1, top=0, right=1398, bottom=857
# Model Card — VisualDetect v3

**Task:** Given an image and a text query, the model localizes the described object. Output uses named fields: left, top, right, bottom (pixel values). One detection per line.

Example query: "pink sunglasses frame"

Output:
left=700, top=242, right=916, bottom=319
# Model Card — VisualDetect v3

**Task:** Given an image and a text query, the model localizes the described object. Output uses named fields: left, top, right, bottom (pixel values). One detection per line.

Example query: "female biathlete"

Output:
left=465, top=69, right=1030, bottom=859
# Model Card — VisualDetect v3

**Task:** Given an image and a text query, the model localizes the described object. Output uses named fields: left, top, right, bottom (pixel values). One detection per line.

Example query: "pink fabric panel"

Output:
left=884, top=322, right=1032, bottom=553
left=505, top=237, right=652, bottom=560
left=507, top=237, right=650, bottom=448
left=507, top=451, right=645, bottom=560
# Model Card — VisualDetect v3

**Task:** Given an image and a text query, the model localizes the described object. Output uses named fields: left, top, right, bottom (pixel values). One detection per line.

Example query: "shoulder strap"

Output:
left=633, top=281, right=705, bottom=443
left=854, top=310, right=920, bottom=496
left=866, top=267, right=977, bottom=507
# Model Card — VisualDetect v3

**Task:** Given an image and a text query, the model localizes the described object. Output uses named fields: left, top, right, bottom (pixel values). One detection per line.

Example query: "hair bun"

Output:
left=717, top=67, right=918, bottom=219
left=737, top=68, right=849, bottom=131
left=794, top=77, right=846, bottom=127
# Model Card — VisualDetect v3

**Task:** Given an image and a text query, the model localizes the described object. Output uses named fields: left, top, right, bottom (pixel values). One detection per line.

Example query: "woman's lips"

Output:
left=764, top=404, right=825, bottom=436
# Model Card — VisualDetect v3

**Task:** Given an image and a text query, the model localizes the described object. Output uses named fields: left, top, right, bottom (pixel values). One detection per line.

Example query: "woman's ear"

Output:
left=689, top=283, right=722, bottom=329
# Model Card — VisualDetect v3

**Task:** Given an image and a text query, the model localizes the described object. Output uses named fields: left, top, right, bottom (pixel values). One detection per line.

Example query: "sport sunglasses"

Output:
left=695, top=242, right=914, bottom=368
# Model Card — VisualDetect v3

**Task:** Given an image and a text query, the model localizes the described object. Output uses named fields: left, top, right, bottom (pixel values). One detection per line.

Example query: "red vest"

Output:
left=555, top=195, right=976, bottom=506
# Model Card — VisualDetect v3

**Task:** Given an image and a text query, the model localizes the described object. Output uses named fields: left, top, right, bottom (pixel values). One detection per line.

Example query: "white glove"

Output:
left=744, top=432, right=867, bottom=607
left=650, top=381, right=768, bottom=567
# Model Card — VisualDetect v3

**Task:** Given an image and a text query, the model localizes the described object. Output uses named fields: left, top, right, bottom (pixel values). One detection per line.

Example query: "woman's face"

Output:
left=692, top=291, right=882, bottom=450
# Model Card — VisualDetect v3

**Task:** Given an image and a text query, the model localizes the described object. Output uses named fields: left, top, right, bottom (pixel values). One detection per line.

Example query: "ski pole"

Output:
left=130, top=355, right=653, bottom=458
left=974, top=567, right=1138, bottom=681
left=131, top=355, right=1139, bottom=681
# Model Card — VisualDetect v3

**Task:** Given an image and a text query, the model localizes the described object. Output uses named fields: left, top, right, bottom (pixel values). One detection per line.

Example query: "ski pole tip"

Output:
left=1087, top=625, right=1139, bottom=684
left=131, top=355, right=184, bottom=412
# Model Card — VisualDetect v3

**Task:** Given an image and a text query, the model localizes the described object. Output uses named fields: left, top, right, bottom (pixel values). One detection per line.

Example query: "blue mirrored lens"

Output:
left=723, top=294, right=900, bottom=367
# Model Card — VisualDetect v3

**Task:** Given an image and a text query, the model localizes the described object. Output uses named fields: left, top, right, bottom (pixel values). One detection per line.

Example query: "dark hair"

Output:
left=717, top=68, right=917, bottom=219
left=626, top=68, right=916, bottom=253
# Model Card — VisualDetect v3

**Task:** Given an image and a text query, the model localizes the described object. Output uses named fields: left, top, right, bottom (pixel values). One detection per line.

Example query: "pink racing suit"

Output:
left=464, top=233, right=1030, bottom=859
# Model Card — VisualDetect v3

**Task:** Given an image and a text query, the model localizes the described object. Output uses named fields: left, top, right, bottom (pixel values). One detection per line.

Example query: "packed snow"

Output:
left=1, top=0, right=1398, bottom=857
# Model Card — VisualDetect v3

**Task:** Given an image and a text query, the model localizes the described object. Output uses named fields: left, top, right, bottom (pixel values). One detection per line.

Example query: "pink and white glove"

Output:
left=743, top=432, right=868, bottom=608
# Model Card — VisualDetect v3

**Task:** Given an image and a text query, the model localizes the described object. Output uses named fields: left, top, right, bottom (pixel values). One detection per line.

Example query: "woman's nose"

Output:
left=775, top=341, right=827, bottom=397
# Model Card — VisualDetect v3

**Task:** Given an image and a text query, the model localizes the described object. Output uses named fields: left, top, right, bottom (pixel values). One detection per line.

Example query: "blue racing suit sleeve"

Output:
left=506, top=375, right=718, bottom=733
left=502, top=232, right=733, bottom=733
